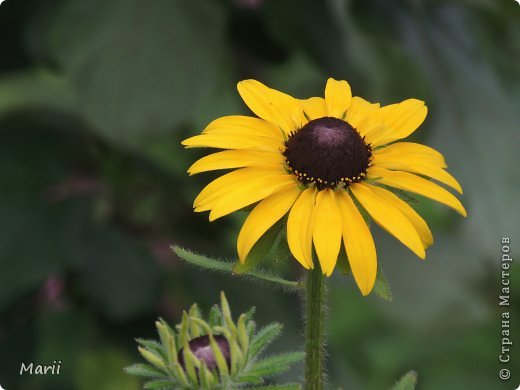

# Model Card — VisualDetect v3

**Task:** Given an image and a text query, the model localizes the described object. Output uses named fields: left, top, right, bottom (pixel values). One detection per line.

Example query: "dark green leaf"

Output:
left=0, top=68, right=75, bottom=118
left=40, top=0, right=226, bottom=142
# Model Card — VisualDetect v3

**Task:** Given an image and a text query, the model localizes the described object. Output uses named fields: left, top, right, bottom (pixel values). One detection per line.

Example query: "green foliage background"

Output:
left=0, top=0, right=519, bottom=389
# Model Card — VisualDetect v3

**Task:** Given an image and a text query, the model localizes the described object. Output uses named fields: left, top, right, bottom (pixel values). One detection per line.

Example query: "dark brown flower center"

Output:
left=283, top=117, right=372, bottom=189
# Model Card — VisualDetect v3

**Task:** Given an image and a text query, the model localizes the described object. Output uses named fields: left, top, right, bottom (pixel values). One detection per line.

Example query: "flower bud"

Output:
left=178, top=335, right=230, bottom=371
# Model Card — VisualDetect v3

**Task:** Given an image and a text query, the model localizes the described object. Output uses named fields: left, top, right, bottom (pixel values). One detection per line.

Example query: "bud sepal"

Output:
left=125, top=292, right=303, bottom=389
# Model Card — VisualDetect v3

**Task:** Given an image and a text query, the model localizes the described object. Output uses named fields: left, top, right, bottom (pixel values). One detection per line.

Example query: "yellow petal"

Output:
left=182, top=133, right=280, bottom=152
left=368, top=166, right=467, bottom=217
left=287, top=187, right=317, bottom=269
left=188, top=150, right=283, bottom=175
left=203, top=115, right=283, bottom=140
left=312, top=189, right=342, bottom=276
left=367, top=99, right=427, bottom=146
left=364, top=184, right=433, bottom=248
left=237, top=80, right=305, bottom=134
left=335, top=191, right=377, bottom=296
left=345, top=96, right=380, bottom=131
left=350, top=183, right=426, bottom=259
left=237, top=186, right=301, bottom=262
left=301, top=97, right=327, bottom=121
left=325, top=78, right=352, bottom=119
left=208, top=176, right=296, bottom=221
left=182, top=115, right=283, bottom=151
left=194, top=165, right=285, bottom=210
left=372, top=155, right=463, bottom=194
left=373, top=142, right=447, bottom=168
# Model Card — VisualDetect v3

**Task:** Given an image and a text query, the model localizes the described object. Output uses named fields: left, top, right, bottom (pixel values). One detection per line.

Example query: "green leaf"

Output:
left=143, top=379, right=176, bottom=389
left=39, top=0, right=226, bottom=142
left=208, top=305, right=223, bottom=328
left=234, top=373, right=264, bottom=385
left=0, top=68, right=75, bottom=119
left=249, top=323, right=283, bottom=358
left=136, top=339, right=166, bottom=357
left=172, top=246, right=301, bottom=292
left=389, top=371, right=418, bottom=390
left=124, top=364, right=165, bottom=379
left=373, top=267, right=393, bottom=302
left=173, top=246, right=232, bottom=273
left=246, top=352, right=305, bottom=377
left=233, top=220, right=283, bottom=274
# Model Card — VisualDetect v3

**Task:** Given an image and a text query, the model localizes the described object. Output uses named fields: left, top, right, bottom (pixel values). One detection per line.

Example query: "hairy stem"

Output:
left=304, top=265, right=326, bottom=390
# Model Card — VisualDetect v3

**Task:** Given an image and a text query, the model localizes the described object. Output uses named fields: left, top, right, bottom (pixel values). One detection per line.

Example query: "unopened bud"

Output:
left=178, top=335, right=230, bottom=371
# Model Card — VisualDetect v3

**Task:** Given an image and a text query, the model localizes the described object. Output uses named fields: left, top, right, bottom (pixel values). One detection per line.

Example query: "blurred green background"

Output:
left=0, top=0, right=519, bottom=389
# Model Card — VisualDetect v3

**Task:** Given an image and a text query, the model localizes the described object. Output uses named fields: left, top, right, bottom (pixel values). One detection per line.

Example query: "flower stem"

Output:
left=304, top=265, right=326, bottom=390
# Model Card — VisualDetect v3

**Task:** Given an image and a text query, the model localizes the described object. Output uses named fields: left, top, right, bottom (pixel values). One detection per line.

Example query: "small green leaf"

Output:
left=169, top=363, right=189, bottom=387
left=373, top=267, right=393, bottom=302
left=156, top=321, right=170, bottom=351
left=144, top=379, right=176, bottom=389
left=182, top=343, right=201, bottom=385
left=389, top=370, right=418, bottom=390
left=190, top=317, right=213, bottom=336
left=173, top=246, right=233, bottom=273
left=189, top=304, right=202, bottom=337
left=209, top=304, right=222, bottom=328
left=237, top=314, right=249, bottom=356
left=249, top=323, right=283, bottom=358
left=136, top=338, right=165, bottom=356
left=220, top=291, right=236, bottom=334
left=198, top=362, right=213, bottom=388
left=124, top=363, right=165, bottom=378
left=246, top=352, right=305, bottom=377
left=234, top=373, right=264, bottom=384
left=179, top=311, right=190, bottom=346
left=209, top=334, right=230, bottom=378
left=138, top=347, right=167, bottom=370
left=172, top=246, right=301, bottom=292
left=233, top=220, right=283, bottom=274
left=244, top=306, right=256, bottom=323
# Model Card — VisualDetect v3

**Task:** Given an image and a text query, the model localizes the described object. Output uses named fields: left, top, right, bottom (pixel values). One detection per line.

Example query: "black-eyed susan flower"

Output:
left=183, top=79, right=466, bottom=296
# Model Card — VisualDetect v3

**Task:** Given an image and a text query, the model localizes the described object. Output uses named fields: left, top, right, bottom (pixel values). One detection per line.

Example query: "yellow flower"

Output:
left=183, top=79, right=466, bottom=295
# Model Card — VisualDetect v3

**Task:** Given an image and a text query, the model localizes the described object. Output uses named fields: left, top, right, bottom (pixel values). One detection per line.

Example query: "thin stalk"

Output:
left=304, top=265, right=326, bottom=390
